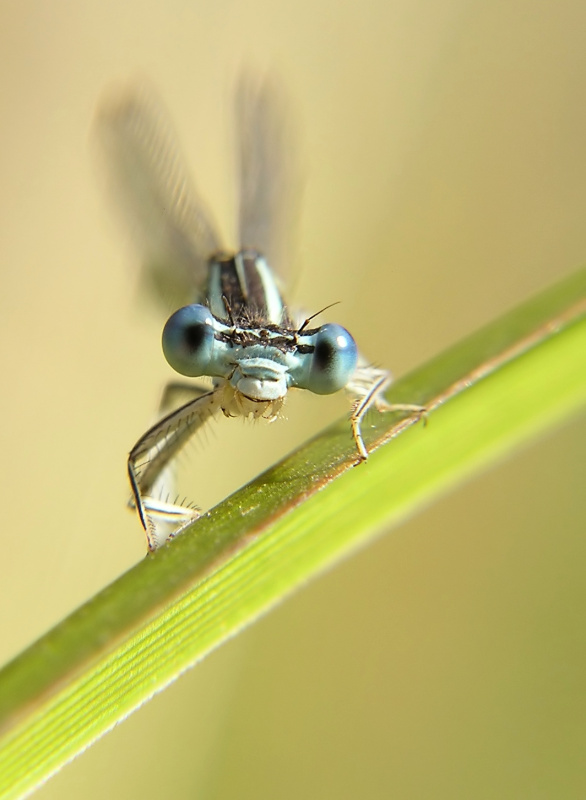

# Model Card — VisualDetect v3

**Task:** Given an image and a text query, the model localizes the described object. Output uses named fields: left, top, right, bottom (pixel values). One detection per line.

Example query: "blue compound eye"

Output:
left=305, top=323, right=358, bottom=395
left=162, top=305, right=215, bottom=377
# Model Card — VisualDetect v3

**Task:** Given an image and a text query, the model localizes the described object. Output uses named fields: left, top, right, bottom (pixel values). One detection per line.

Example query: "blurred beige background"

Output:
left=0, top=1, right=585, bottom=798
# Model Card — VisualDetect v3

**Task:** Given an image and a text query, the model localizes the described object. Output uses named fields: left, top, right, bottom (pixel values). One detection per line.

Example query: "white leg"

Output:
left=128, top=388, right=221, bottom=551
left=347, top=362, right=425, bottom=461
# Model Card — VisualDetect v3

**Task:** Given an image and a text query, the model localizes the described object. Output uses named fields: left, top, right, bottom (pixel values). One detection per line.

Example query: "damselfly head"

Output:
left=162, top=285, right=358, bottom=404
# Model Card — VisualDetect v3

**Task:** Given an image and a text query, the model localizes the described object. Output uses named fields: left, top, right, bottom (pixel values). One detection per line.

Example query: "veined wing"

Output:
left=236, top=72, right=301, bottom=288
left=96, top=83, right=222, bottom=313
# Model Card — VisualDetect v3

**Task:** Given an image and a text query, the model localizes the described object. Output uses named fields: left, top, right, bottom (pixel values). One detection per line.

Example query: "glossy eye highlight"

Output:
left=162, top=304, right=215, bottom=376
left=303, top=323, right=358, bottom=394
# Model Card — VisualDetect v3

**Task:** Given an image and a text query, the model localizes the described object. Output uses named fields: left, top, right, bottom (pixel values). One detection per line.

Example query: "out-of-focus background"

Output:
left=1, top=1, right=585, bottom=798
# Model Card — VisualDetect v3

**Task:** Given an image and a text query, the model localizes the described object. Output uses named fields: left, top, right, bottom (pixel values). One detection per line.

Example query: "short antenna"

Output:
left=297, top=301, right=340, bottom=334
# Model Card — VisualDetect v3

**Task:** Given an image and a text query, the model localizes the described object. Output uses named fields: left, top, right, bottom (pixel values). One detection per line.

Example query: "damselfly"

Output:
left=98, top=77, right=423, bottom=551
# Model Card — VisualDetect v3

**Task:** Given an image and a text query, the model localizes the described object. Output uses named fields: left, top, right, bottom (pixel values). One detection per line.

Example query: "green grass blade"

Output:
left=0, top=268, right=585, bottom=799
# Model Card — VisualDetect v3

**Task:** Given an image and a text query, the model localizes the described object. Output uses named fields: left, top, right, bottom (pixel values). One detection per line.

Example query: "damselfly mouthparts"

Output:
left=98, top=77, right=423, bottom=551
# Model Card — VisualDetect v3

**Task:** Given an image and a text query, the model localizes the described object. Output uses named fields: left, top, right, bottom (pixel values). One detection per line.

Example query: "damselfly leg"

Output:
left=346, top=363, right=425, bottom=461
left=128, top=387, right=221, bottom=551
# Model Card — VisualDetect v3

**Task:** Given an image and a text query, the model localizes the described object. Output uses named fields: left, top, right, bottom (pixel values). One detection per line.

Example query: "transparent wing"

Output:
left=95, top=82, right=222, bottom=313
left=236, top=72, right=301, bottom=287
